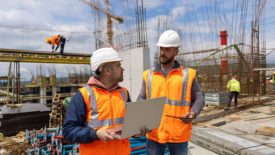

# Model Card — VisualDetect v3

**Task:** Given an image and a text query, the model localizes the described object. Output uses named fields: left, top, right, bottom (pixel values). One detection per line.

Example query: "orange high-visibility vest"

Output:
left=79, top=84, right=130, bottom=155
left=143, top=66, right=196, bottom=143
left=51, top=34, right=60, bottom=45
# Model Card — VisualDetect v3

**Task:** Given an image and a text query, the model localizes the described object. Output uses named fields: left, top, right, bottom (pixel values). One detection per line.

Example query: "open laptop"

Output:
left=108, top=97, right=166, bottom=139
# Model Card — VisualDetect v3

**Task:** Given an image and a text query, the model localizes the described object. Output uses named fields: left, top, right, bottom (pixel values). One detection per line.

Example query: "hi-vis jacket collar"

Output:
left=153, top=60, right=181, bottom=72
left=87, top=76, right=121, bottom=91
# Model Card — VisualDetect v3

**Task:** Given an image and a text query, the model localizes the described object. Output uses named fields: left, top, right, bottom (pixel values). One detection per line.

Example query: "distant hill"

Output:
left=267, top=60, right=275, bottom=65
left=267, top=64, right=275, bottom=68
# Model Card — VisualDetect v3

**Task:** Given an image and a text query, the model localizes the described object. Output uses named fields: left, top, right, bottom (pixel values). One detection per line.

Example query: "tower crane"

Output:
left=81, top=0, right=123, bottom=46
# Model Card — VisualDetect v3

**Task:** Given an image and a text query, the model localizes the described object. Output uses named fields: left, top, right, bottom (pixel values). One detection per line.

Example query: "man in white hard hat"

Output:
left=63, top=48, right=131, bottom=155
left=137, top=30, right=205, bottom=155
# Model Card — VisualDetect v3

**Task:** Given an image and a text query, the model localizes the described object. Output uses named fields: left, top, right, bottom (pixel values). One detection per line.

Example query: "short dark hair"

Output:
left=95, top=63, right=113, bottom=75
left=95, top=69, right=101, bottom=75
left=102, top=63, right=113, bottom=72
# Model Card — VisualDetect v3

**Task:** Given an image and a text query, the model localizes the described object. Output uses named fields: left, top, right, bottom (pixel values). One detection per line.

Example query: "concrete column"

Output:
left=50, top=74, right=57, bottom=97
left=119, top=47, right=150, bottom=100
left=52, top=86, right=57, bottom=97
left=40, top=86, right=46, bottom=104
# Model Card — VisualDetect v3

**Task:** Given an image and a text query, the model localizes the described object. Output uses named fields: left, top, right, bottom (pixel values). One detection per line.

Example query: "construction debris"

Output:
left=0, top=136, right=30, bottom=155
left=256, top=127, right=275, bottom=136
left=228, top=114, right=241, bottom=121
left=271, top=107, right=275, bottom=114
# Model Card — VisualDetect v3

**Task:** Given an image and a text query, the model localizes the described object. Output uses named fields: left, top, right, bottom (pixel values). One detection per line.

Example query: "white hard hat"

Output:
left=90, top=48, right=122, bottom=72
left=156, top=30, right=181, bottom=47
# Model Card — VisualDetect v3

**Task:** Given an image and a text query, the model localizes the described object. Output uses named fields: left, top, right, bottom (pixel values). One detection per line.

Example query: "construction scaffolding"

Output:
left=0, top=48, right=91, bottom=105
left=153, top=0, right=268, bottom=95
left=179, top=44, right=266, bottom=95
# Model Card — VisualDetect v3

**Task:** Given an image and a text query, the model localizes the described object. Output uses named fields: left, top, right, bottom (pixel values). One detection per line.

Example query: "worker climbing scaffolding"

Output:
left=272, top=72, right=275, bottom=90
left=46, top=34, right=69, bottom=55
left=46, top=34, right=61, bottom=52
left=272, top=72, right=275, bottom=84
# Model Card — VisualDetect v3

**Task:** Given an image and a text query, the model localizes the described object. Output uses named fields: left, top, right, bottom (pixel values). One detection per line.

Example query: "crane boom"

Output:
left=81, top=0, right=123, bottom=23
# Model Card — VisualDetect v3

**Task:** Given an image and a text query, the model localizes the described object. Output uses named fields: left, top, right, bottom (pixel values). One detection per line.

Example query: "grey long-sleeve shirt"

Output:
left=137, top=61, right=205, bottom=117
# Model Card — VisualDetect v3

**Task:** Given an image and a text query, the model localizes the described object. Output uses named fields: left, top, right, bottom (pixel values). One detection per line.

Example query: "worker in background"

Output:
left=272, top=72, right=275, bottom=90
left=59, top=35, right=66, bottom=55
left=63, top=48, right=131, bottom=155
left=62, top=96, right=72, bottom=124
left=226, top=75, right=241, bottom=110
left=46, top=34, right=60, bottom=52
left=137, top=30, right=205, bottom=155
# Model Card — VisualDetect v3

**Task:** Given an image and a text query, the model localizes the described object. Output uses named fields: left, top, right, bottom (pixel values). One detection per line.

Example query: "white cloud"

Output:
left=143, top=0, right=166, bottom=9
left=170, top=6, right=188, bottom=17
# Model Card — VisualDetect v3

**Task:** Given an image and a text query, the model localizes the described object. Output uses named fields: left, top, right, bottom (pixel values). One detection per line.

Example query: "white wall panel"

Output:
left=119, top=47, right=150, bottom=101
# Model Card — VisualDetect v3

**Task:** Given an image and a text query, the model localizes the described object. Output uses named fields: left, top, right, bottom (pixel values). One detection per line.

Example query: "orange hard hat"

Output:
left=46, top=37, right=51, bottom=44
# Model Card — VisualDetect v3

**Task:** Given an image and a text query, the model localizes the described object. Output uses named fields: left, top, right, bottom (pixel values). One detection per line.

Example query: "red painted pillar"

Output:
left=220, top=31, right=228, bottom=46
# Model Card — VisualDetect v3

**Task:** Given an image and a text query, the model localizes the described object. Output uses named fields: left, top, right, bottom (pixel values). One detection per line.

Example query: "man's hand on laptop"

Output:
left=96, top=129, right=114, bottom=142
left=132, top=127, right=151, bottom=138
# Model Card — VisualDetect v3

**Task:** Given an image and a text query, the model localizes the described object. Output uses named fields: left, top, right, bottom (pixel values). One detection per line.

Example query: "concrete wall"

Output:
left=119, top=47, right=150, bottom=101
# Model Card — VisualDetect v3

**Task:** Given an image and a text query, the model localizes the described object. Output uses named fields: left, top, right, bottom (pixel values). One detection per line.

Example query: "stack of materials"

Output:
left=130, top=136, right=170, bottom=155
left=130, top=136, right=146, bottom=155
left=0, top=103, right=50, bottom=136
left=204, top=92, right=228, bottom=106
left=49, top=94, right=63, bottom=128
left=25, top=127, right=79, bottom=155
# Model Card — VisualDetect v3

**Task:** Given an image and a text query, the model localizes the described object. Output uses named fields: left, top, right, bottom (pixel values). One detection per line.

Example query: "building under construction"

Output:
left=0, top=0, right=275, bottom=154
left=154, top=0, right=272, bottom=96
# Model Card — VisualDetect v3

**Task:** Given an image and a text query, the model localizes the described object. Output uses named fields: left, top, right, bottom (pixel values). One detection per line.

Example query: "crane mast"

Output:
left=81, top=0, right=123, bottom=46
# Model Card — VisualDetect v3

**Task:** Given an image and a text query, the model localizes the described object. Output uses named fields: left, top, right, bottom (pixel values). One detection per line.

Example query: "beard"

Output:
left=119, top=75, right=123, bottom=82
left=159, top=56, right=174, bottom=65
left=118, top=72, right=124, bottom=82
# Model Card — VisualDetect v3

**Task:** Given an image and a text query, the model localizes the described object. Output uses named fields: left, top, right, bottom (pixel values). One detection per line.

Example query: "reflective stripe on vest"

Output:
left=84, top=85, right=127, bottom=128
left=147, top=69, right=152, bottom=99
left=180, top=68, right=190, bottom=106
left=147, top=68, right=190, bottom=106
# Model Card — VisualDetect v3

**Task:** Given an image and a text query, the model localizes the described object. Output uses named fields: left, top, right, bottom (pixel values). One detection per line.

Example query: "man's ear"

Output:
left=105, top=65, right=113, bottom=75
left=106, top=67, right=111, bottom=74
left=175, top=47, right=179, bottom=55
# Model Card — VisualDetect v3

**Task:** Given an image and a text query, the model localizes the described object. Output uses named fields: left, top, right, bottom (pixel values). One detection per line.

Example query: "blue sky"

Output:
left=0, top=0, right=274, bottom=79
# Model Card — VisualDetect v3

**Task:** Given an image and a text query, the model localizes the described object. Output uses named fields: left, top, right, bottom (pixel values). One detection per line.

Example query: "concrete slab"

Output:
left=192, top=98, right=275, bottom=154
left=189, top=142, right=218, bottom=155
left=217, top=106, right=275, bottom=144
left=192, top=127, right=275, bottom=155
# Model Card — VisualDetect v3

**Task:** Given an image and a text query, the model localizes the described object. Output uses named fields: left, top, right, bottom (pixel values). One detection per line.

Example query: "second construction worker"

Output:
left=63, top=48, right=131, bottom=155
left=59, top=35, right=66, bottom=55
left=137, top=30, right=205, bottom=155
left=46, top=34, right=60, bottom=52
left=226, top=75, right=241, bottom=109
